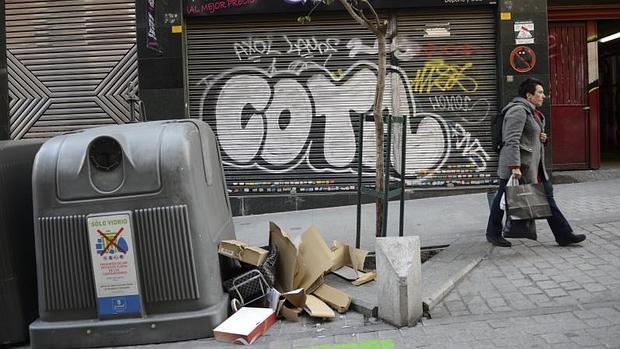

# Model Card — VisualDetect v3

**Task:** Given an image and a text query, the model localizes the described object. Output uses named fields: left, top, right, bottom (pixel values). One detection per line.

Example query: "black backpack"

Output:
left=491, top=109, right=506, bottom=154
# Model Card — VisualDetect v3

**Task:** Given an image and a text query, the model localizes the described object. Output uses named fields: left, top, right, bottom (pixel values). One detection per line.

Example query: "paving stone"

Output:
left=540, top=332, right=570, bottom=344
left=582, top=283, right=607, bottom=292
left=559, top=281, right=583, bottom=291
left=529, top=274, right=550, bottom=281
left=584, top=318, right=613, bottom=327
left=550, top=274, right=572, bottom=283
left=537, top=280, right=560, bottom=290
left=528, top=294, right=551, bottom=304
left=569, top=289, right=594, bottom=300
left=520, top=286, right=544, bottom=295
left=591, top=307, right=620, bottom=324
left=573, top=310, right=600, bottom=320
left=545, top=288, right=569, bottom=298
left=568, top=332, right=602, bottom=346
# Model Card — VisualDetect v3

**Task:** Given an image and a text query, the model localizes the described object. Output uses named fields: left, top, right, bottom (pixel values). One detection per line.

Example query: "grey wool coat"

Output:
left=497, top=97, right=549, bottom=182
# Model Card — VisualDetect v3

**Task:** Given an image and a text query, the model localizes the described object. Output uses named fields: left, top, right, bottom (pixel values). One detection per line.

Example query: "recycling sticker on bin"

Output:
left=87, top=212, right=142, bottom=318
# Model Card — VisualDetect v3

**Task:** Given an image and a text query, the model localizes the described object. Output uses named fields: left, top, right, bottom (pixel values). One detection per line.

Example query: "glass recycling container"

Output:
left=29, top=120, right=235, bottom=349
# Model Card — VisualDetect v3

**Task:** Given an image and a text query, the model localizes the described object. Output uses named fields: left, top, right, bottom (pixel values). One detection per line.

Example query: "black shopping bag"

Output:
left=506, top=182, right=552, bottom=220
left=503, top=218, right=537, bottom=240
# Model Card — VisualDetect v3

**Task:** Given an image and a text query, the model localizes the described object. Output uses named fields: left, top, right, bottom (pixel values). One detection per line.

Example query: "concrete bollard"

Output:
left=376, top=236, right=423, bottom=327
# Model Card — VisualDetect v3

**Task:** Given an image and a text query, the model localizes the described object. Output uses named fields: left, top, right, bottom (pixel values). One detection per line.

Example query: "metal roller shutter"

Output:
left=395, top=8, right=498, bottom=187
left=6, top=0, right=140, bottom=139
left=187, top=13, right=408, bottom=195
left=187, top=8, right=497, bottom=196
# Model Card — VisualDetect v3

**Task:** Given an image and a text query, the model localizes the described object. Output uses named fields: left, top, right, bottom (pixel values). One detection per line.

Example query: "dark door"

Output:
left=549, top=22, right=589, bottom=169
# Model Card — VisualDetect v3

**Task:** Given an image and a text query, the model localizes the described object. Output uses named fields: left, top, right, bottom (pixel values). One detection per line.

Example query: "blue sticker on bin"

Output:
left=98, top=295, right=142, bottom=316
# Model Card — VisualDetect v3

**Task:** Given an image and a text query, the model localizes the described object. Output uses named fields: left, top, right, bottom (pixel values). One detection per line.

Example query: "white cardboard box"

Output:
left=214, top=307, right=277, bottom=345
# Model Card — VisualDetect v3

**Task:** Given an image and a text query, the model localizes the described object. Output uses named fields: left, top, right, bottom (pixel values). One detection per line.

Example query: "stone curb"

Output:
left=322, top=238, right=493, bottom=319
left=421, top=239, right=493, bottom=315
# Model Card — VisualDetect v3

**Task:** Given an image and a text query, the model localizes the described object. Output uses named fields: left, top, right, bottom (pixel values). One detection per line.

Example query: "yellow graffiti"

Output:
left=330, top=68, right=344, bottom=79
left=411, top=59, right=478, bottom=94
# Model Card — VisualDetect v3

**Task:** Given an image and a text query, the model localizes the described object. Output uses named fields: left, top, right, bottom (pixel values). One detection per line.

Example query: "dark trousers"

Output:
left=486, top=176, right=573, bottom=240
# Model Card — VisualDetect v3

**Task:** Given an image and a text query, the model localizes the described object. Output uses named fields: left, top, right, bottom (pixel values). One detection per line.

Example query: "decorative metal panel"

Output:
left=186, top=8, right=497, bottom=195
left=39, top=215, right=96, bottom=312
left=133, top=205, right=200, bottom=303
left=5, top=0, right=140, bottom=140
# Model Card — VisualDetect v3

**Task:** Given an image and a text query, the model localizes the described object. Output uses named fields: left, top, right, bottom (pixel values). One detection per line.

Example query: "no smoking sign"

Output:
left=509, top=46, right=537, bottom=73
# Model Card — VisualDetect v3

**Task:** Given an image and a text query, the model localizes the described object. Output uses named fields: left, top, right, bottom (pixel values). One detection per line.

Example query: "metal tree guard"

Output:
left=355, top=112, right=407, bottom=248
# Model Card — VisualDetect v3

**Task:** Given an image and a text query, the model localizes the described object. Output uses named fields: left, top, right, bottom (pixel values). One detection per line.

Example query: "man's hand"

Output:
left=511, top=167, right=522, bottom=179
left=540, top=132, right=548, bottom=143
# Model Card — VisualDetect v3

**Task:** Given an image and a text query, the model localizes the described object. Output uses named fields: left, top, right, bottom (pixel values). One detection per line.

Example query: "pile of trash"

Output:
left=213, top=222, right=375, bottom=345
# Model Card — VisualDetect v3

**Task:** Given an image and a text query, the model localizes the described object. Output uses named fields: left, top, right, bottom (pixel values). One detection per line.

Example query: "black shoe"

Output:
left=556, top=233, right=586, bottom=246
left=486, top=234, right=512, bottom=247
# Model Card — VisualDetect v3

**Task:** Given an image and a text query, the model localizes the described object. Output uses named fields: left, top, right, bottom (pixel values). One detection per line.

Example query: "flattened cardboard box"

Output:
left=294, top=226, right=333, bottom=292
left=313, top=283, right=351, bottom=313
left=269, top=222, right=356, bottom=317
left=304, top=294, right=335, bottom=318
left=214, top=307, right=276, bottom=345
left=218, top=240, right=269, bottom=267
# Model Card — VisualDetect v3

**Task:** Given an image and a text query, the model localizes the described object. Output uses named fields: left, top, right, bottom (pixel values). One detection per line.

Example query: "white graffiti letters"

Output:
left=450, top=122, right=490, bottom=170
left=285, top=36, right=339, bottom=58
left=201, top=64, right=451, bottom=174
left=234, top=37, right=281, bottom=61
left=262, top=79, right=312, bottom=166
left=215, top=75, right=269, bottom=163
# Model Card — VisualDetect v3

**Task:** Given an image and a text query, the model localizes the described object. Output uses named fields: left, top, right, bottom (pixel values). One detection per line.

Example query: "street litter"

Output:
left=268, top=222, right=374, bottom=317
left=267, top=287, right=306, bottom=322
left=216, top=222, right=377, bottom=331
left=219, top=240, right=269, bottom=267
left=313, top=284, right=351, bottom=313
left=213, top=307, right=276, bottom=345
left=330, top=241, right=375, bottom=286
left=225, top=269, right=271, bottom=311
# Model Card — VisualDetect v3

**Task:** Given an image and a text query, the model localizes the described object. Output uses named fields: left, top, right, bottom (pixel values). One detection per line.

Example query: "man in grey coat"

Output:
left=486, top=78, right=586, bottom=247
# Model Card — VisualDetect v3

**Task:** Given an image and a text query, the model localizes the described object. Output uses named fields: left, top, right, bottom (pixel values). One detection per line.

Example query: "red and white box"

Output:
left=214, top=307, right=277, bottom=345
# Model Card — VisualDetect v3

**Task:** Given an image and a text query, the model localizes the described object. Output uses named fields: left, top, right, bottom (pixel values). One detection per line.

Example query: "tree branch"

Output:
left=358, top=0, right=384, bottom=31
left=337, top=0, right=380, bottom=36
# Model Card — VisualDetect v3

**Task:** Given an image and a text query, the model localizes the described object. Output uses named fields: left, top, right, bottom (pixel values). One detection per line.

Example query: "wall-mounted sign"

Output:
left=424, top=23, right=451, bottom=38
left=509, top=46, right=536, bottom=73
left=184, top=0, right=497, bottom=17
left=147, top=0, right=162, bottom=54
left=88, top=212, right=142, bottom=318
left=514, top=20, right=534, bottom=45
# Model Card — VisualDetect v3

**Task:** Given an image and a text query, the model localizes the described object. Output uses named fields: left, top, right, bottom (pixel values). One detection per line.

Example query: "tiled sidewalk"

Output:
left=141, top=220, right=620, bottom=349
left=422, top=219, right=620, bottom=348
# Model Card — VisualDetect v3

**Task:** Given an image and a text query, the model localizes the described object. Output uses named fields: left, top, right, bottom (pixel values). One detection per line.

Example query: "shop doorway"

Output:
left=549, top=22, right=590, bottom=170
left=598, top=19, right=620, bottom=169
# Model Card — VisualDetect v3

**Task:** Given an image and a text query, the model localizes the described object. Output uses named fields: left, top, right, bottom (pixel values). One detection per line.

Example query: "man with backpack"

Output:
left=485, top=78, right=586, bottom=247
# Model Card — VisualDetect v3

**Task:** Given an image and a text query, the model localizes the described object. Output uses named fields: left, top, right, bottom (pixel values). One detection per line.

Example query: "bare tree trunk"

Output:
left=333, top=0, right=388, bottom=238
left=374, top=33, right=387, bottom=237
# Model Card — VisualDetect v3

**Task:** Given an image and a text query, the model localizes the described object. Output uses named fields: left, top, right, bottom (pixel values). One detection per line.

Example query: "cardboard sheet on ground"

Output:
left=304, top=294, right=335, bottom=318
left=330, top=240, right=374, bottom=286
left=352, top=271, right=376, bottom=286
left=313, top=284, right=351, bottom=313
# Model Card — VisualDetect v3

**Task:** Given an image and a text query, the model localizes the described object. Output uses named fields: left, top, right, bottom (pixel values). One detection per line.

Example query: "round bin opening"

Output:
left=89, top=137, right=123, bottom=171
